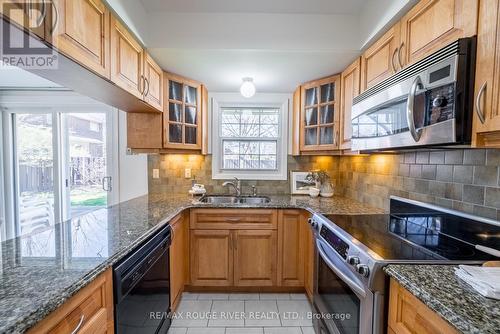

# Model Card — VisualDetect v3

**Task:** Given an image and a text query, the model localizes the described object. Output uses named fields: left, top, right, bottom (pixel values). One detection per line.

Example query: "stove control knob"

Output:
left=307, top=218, right=318, bottom=229
left=356, top=264, right=370, bottom=278
left=347, top=256, right=360, bottom=266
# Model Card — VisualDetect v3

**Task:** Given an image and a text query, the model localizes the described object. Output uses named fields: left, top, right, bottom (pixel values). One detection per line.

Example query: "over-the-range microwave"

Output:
left=351, top=37, right=476, bottom=152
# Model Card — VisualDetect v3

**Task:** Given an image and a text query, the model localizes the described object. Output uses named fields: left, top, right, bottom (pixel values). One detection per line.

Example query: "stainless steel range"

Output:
left=309, top=196, right=500, bottom=334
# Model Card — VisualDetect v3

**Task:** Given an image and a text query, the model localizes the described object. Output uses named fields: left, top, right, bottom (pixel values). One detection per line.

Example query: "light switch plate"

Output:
left=152, top=169, right=160, bottom=179
left=185, top=168, right=192, bottom=179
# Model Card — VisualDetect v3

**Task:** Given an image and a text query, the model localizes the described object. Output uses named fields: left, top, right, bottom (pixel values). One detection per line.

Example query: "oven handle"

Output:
left=316, top=240, right=367, bottom=298
left=407, top=75, right=424, bottom=142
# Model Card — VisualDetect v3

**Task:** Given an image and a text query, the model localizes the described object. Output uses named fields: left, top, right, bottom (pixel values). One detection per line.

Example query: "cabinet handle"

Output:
left=226, top=218, right=241, bottom=222
left=233, top=234, right=237, bottom=250
left=33, top=0, right=47, bottom=28
left=475, top=81, right=487, bottom=124
left=144, top=78, right=150, bottom=97
left=398, top=42, right=404, bottom=70
left=49, top=0, right=58, bottom=34
left=71, top=315, right=85, bottom=334
left=391, top=47, right=399, bottom=72
left=229, top=233, right=233, bottom=250
left=335, top=130, right=340, bottom=146
left=140, top=75, right=146, bottom=96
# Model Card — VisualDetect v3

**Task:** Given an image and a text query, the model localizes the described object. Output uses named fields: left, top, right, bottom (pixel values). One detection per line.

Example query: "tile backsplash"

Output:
left=336, top=149, right=500, bottom=220
left=148, top=155, right=337, bottom=195
left=148, top=149, right=500, bottom=220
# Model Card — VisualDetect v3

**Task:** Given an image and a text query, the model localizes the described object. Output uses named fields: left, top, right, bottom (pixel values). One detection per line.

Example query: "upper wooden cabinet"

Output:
left=52, top=0, right=111, bottom=78
left=110, top=15, right=144, bottom=99
left=340, top=58, right=361, bottom=150
left=164, top=73, right=203, bottom=150
left=399, top=0, right=478, bottom=67
left=291, top=87, right=302, bottom=156
left=143, top=53, right=164, bottom=111
left=361, top=24, right=400, bottom=91
left=0, top=0, right=46, bottom=38
left=300, top=75, right=341, bottom=152
left=472, top=0, right=500, bottom=147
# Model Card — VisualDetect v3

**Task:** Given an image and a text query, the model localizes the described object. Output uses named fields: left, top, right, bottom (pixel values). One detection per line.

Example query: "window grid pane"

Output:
left=221, top=107, right=279, bottom=171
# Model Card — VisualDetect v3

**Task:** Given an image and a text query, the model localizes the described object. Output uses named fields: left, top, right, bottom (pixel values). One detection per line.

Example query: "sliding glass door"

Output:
left=62, top=113, right=113, bottom=218
left=8, top=109, right=116, bottom=239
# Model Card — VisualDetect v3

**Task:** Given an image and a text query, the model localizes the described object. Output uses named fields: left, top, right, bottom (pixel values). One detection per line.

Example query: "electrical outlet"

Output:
left=185, top=168, right=192, bottom=179
left=152, top=169, right=160, bottom=179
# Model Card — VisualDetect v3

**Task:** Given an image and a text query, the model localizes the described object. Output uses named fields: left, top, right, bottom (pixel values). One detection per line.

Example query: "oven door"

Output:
left=313, top=239, right=374, bottom=334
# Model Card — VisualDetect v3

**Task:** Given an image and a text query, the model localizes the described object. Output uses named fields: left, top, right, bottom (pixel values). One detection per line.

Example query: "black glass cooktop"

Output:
left=324, top=199, right=500, bottom=262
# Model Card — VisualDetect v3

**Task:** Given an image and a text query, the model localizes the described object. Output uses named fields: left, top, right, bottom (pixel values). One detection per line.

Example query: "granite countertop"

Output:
left=0, top=193, right=383, bottom=333
left=384, top=264, right=500, bottom=334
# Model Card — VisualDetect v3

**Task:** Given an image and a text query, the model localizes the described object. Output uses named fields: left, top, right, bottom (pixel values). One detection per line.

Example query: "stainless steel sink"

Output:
left=198, top=195, right=271, bottom=204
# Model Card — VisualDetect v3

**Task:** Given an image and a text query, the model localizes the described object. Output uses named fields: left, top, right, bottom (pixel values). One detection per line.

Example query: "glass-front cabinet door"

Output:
left=164, top=73, right=202, bottom=150
left=300, top=75, right=341, bottom=152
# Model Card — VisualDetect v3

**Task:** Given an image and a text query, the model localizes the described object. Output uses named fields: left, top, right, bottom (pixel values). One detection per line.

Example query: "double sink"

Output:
left=198, top=195, right=271, bottom=204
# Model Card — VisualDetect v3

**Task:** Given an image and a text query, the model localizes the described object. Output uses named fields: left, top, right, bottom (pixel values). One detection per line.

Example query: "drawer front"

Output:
left=190, top=209, right=278, bottom=230
left=28, top=269, right=114, bottom=334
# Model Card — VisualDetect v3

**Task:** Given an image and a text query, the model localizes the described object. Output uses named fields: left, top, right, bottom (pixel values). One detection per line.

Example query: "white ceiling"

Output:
left=0, top=0, right=417, bottom=93
left=139, top=0, right=367, bottom=15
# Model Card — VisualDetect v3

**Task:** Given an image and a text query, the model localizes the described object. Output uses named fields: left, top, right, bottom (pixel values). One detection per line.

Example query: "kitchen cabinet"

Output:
left=190, top=229, right=234, bottom=286
left=339, top=57, right=361, bottom=150
left=291, top=86, right=302, bottom=156
left=164, top=73, right=203, bottom=150
left=388, top=278, right=458, bottom=334
left=277, top=210, right=306, bottom=287
left=0, top=0, right=49, bottom=40
left=399, top=0, right=478, bottom=67
left=299, top=75, right=341, bottom=152
left=189, top=209, right=278, bottom=287
left=360, top=24, right=400, bottom=91
left=143, top=52, right=164, bottom=112
left=234, top=230, right=277, bottom=286
left=27, top=269, right=114, bottom=334
left=472, top=0, right=500, bottom=147
left=52, top=0, right=111, bottom=79
left=110, top=15, right=144, bottom=98
left=170, top=213, right=189, bottom=310
left=126, top=112, right=163, bottom=149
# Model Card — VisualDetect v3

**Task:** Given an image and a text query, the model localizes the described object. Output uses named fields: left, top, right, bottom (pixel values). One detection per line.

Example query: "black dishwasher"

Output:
left=114, top=225, right=171, bottom=334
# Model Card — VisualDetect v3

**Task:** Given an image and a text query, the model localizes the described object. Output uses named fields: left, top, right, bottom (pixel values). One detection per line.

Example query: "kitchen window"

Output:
left=212, top=96, right=289, bottom=180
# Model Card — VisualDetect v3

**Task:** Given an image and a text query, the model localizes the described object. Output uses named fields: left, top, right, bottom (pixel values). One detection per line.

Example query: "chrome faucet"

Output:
left=222, top=177, right=241, bottom=196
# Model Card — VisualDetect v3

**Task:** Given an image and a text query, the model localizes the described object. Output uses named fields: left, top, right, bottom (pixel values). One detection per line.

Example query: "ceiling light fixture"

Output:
left=240, top=77, right=256, bottom=98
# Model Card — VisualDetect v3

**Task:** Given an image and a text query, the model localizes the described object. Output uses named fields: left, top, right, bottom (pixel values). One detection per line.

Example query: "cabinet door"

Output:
left=277, top=210, right=305, bottom=287
left=472, top=0, right=500, bottom=147
left=164, top=74, right=202, bottom=150
left=340, top=57, right=361, bottom=150
left=52, top=0, right=110, bottom=78
left=300, top=75, right=341, bottom=152
left=233, top=230, right=277, bottom=287
left=190, top=230, right=233, bottom=286
left=170, top=214, right=187, bottom=310
left=361, top=23, right=400, bottom=91
left=143, top=53, right=164, bottom=112
left=388, top=279, right=458, bottom=334
left=111, top=15, right=144, bottom=98
left=399, top=0, right=478, bottom=67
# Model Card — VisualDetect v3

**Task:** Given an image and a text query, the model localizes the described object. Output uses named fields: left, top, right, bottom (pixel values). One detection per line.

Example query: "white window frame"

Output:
left=211, top=93, right=290, bottom=180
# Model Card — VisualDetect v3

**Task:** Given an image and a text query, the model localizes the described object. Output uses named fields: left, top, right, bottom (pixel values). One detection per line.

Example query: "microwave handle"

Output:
left=407, top=75, right=423, bottom=142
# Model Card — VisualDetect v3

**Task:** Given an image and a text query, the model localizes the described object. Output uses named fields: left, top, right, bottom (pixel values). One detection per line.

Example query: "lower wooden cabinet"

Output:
left=303, top=214, right=315, bottom=300
left=190, top=229, right=234, bottom=286
left=170, top=213, right=189, bottom=310
left=277, top=210, right=306, bottom=287
left=234, top=230, right=277, bottom=287
left=388, top=278, right=458, bottom=334
left=27, top=269, right=114, bottom=334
